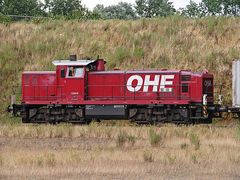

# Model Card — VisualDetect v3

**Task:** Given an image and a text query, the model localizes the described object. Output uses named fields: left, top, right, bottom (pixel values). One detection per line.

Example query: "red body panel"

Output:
left=22, top=62, right=214, bottom=106
left=22, top=72, right=57, bottom=102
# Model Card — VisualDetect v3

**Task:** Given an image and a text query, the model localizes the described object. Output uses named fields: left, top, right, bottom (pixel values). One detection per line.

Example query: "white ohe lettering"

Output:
left=127, top=75, right=175, bottom=92
left=126, top=75, right=143, bottom=92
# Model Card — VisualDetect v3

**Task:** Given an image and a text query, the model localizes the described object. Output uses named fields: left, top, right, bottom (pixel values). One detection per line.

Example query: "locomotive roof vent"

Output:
left=70, top=54, right=77, bottom=61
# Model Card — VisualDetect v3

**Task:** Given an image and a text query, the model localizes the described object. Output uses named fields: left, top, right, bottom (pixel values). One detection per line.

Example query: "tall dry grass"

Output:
left=0, top=124, right=240, bottom=178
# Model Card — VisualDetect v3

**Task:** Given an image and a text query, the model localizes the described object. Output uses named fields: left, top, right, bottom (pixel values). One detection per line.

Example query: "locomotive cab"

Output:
left=53, top=56, right=105, bottom=103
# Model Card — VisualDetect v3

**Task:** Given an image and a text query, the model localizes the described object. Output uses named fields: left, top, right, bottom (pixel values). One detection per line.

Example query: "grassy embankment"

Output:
left=0, top=16, right=240, bottom=123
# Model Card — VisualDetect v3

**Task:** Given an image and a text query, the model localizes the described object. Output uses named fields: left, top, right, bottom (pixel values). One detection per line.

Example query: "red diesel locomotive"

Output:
left=9, top=55, right=216, bottom=124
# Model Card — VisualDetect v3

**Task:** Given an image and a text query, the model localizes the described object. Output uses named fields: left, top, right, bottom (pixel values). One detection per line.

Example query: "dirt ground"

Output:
left=0, top=124, right=240, bottom=179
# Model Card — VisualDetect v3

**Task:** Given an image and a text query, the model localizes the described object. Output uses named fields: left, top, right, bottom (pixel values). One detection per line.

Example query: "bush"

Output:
left=191, top=154, right=198, bottom=164
left=180, top=143, right=188, bottom=149
left=127, top=134, right=136, bottom=146
left=165, top=153, right=176, bottom=164
left=116, top=130, right=127, bottom=147
left=143, top=150, right=154, bottom=162
left=116, top=131, right=136, bottom=147
left=133, top=47, right=144, bottom=58
left=114, top=47, right=130, bottom=65
left=0, top=13, right=11, bottom=23
left=149, top=128, right=162, bottom=147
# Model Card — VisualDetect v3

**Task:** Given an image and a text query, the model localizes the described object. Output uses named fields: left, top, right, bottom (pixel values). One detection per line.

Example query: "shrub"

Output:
left=116, top=130, right=127, bottom=147
left=206, top=17, right=217, bottom=35
left=166, top=153, right=176, bottom=164
left=149, top=128, right=162, bottom=147
left=0, top=13, right=11, bottom=23
left=189, top=133, right=200, bottom=150
left=127, top=134, right=136, bottom=146
left=114, top=47, right=130, bottom=64
left=180, top=143, right=188, bottom=149
left=143, top=150, right=154, bottom=162
left=133, top=47, right=144, bottom=59
left=191, top=154, right=198, bottom=164
left=116, top=131, right=136, bottom=147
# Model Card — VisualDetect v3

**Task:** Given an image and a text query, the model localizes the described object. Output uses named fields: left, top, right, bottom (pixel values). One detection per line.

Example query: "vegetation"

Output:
left=180, top=0, right=240, bottom=17
left=135, top=0, right=175, bottom=17
left=116, top=130, right=136, bottom=147
left=189, top=132, right=201, bottom=150
left=0, top=0, right=239, bottom=20
left=1, top=0, right=45, bottom=16
left=116, top=130, right=128, bottom=147
left=93, top=3, right=136, bottom=19
left=149, top=128, right=162, bottom=146
left=143, top=150, right=154, bottom=162
left=0, top=124, right=239, bottom=178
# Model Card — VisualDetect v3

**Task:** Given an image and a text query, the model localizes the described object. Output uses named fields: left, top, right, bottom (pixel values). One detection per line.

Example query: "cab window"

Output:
left=67, top=67, right=84, bottom=78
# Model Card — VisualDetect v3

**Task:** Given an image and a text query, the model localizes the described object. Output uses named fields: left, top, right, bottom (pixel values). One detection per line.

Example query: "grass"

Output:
left=235, top=125, right=240, bottom=140
left=191, top=154, right=198, bottom=164
left=189, top=132, right=200, bottom=150
left=0, top=124, right=239, bottom=179
left=149, top=128, right=162, bottom=146
left=116, top=130, right=127, bottom=147
left=143, top=150, right=154, bottom=162
left=116, top=130, right=136, bottom=147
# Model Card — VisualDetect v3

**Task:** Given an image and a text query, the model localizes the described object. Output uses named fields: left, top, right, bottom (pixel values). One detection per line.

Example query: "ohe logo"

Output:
left=127, top=75, right=175, bottom=92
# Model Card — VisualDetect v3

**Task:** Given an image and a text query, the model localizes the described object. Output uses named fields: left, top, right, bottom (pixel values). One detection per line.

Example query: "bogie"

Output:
left=21, top=104, right=212, bottom=124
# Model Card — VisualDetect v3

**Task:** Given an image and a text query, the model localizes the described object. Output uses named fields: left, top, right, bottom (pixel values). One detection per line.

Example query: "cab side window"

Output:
left=67, top=67, right=84, bottom=78
left=68, top=67, right=74, bottom=77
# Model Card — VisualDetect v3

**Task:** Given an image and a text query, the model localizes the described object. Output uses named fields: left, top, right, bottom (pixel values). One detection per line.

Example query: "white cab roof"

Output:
left=52, top=60, right=96, bottom=66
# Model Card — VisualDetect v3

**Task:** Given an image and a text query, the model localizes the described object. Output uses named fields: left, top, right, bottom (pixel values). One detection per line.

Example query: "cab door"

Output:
left=57, top=66, right=85, bottom=103
left=65, top=66, right=85, bottom=102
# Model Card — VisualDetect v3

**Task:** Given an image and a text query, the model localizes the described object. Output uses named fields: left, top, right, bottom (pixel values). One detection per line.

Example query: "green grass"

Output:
left=189, top=132, right=200, bottom=150
left=149, top=128, right=162, bottom=147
